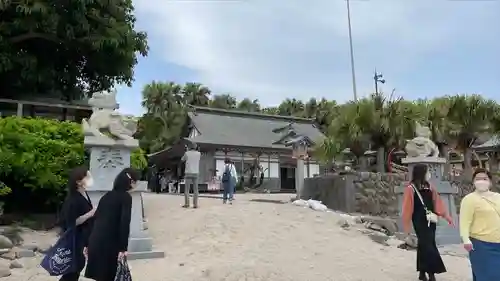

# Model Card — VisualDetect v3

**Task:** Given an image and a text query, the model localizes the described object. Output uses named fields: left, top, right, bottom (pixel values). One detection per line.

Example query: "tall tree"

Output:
left=278, top=98, right=305, bottom=116
left=447, top=94, right=495, bottom=179
left=0, top=0, right=148, bottom=101
left=237, top=98, right=260, bottom=112
left=210, top=94, right=237, bottom=109
left=182, top=82, right=210, bottom=106
left=139, top=82, right=185, bottom=153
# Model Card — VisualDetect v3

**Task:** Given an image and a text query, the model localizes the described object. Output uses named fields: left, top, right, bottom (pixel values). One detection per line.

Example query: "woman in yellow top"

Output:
left=459, top=168, right=500, bottom=281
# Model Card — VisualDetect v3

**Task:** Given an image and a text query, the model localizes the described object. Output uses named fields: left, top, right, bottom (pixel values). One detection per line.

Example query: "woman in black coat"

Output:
left=84, top=168, right=139, bottom=281
left=58, top=166, right=96, bottom=281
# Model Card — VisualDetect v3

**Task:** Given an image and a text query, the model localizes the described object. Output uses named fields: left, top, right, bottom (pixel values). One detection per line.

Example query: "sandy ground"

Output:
left=9, top=193, right=472, bottom=281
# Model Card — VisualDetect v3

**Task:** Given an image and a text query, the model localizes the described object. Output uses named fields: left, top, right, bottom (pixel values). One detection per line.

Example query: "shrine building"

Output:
left=148, top=106, right=325, bottom=192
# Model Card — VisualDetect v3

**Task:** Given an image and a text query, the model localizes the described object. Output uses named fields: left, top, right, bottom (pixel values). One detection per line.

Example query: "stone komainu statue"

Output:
left=404, top=123, right=439, bottom=157
left=82, top=90, right=137, bottom=141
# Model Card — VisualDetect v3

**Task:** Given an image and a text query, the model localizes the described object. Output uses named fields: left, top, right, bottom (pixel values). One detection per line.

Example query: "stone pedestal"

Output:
left=394, top=156, right=461, bottom=245
left=84, top=136, right=165, bottom=260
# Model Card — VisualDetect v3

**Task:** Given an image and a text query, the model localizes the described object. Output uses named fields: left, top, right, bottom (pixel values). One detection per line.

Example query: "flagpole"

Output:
left=346, top=0, right=358, bottom=101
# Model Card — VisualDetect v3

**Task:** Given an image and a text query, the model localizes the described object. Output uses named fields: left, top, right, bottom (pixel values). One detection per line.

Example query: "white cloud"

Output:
left=133, top=0, right=498, bottom=106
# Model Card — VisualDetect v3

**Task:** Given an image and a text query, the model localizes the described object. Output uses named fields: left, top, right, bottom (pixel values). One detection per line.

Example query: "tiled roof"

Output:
left=186, top=106, right=325, bottom=150
left=472, top=135, right=500, bottom=151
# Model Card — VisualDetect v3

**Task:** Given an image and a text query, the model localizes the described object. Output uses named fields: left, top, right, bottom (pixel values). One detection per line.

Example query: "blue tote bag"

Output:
left=40, top=228, right=76, bottom=276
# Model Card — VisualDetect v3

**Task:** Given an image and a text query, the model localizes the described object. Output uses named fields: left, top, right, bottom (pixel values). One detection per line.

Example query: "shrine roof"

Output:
left=186, top=106, right=325, bottom=150
left=472, top=135, right=500, bottom=152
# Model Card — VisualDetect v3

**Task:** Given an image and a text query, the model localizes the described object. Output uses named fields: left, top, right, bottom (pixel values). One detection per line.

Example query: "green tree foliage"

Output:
left=0, top=0, right=148, bottom=101
left=0, top=117, right=146, bottom=212
left=139, top=81, right=498, bottom=178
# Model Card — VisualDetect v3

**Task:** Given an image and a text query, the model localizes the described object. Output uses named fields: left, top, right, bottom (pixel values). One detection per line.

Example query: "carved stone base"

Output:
left=84, top=136, right=139, bottom=148
left=127, top=237, right=165, bottom=260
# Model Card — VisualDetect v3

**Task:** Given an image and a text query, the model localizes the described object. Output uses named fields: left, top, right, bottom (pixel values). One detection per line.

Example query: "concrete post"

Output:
left=296, top=158, right=304, bottom=199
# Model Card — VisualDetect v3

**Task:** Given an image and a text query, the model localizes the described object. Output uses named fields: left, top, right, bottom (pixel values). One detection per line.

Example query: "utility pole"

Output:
left=373, top=69, right=385, bottom=95
left=346, top=0, right=357, bottom=101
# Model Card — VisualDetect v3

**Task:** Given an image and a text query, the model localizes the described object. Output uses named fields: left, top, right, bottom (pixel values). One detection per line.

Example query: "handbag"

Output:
left=114, top=256, right=132, bottom=281
left=411, top=184, right=439, bottom=226
left=40, top=228, right=76, bottom=276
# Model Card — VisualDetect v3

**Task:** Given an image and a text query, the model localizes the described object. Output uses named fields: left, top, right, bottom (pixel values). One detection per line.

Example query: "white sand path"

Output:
left=9, top=193, right=472, bottom=281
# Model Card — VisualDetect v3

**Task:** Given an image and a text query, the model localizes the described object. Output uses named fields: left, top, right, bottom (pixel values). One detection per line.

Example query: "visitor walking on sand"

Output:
left=181, top=142, right=201, bottom=208
left=460, top=168, right=500, bottom=281
left=85, top=168, right=138, bottom=281
left=401, top=164, right=453, bottom=281
left=58, top=166, right=96, bottom=281
left=221, top=157, right=237, bottom=204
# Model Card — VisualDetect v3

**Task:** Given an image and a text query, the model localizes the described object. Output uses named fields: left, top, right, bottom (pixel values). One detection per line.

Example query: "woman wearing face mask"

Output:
left=460, top=168, right=500, bottom=281
left=58, top=166, right=96, bottom=281
left=402, top=164, right=453, bottom=281
left=84, top=167, right=139, bottom=281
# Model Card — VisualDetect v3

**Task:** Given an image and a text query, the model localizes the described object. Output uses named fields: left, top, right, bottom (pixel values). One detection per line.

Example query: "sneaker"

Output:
left=182, top=205, right=189, bottom=208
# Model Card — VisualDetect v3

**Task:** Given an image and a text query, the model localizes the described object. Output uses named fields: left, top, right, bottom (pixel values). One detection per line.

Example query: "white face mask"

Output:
left=425, top=173, right=432, bottom=181
left=474, top=180, right=490, bottom=192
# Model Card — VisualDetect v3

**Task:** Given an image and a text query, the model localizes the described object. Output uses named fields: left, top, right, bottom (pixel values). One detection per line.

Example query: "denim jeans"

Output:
left=222, top=182, right=234, bottom=202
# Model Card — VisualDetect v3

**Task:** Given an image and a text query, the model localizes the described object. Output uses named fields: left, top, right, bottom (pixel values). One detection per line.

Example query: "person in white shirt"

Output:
left=181, top=143, right=201, bottom=208
left=221, top=158, right=238, bottom=204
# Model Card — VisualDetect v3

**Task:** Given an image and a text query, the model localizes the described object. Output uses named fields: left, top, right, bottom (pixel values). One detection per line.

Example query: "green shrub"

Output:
left=0, top=117, right=147, bottom=213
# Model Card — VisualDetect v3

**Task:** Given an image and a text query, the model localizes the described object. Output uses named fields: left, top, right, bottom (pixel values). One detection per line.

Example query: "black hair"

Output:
left=224, top=157, right=231, bottom=164
left=473, top=168, right=492, bottom=180
left=411, top=164, right=429, bottom=189
left=113, top=167, right=140, bottom=192
left=189, top=142, right=198, bottom=150
left=67, top=166, right=89, bottom=194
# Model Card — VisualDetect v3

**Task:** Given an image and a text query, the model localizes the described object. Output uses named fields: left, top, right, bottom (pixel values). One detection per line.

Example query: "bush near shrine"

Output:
left=0, top=117, right=147, bottom=213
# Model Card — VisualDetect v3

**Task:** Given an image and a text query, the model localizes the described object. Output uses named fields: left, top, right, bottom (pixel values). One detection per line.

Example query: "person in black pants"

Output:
left=58, top=166, right=96, bottom=281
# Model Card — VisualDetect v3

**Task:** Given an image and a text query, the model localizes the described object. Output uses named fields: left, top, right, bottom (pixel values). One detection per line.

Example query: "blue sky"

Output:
left=118, top=0, right=500, bottom=116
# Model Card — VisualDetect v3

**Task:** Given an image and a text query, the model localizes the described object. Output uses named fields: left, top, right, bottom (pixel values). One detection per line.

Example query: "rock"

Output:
left=0, top=228, right=23, bottom=246
left=0, top=250, right=8, bottom=255
left=364, top=222, right=384, bottom=232
left=20, top=244, right=38, bottom=252
left=0, top=263, right=10, bottom=277
left=362, top=216, right=398, bottom=235
left=0, top=236, right=13, bottom=250
left=368, top=232, right=390, bottom=245
left=0, top=251, right=16, bottom=260
left=353, top=216, right=363, bottom=224
left=37, top=243, right=52, bottom=254
left=404, top=235, right=418, bottom=248
left=15, top=248, right=35, bottom=258
left=9, top=260, right=22, bottom=269
left=337, top=219, right=351, bottom=229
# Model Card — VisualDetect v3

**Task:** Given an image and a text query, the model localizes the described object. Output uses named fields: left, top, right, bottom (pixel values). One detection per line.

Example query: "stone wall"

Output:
left=353, top=172, right=404, bottom=217
left=303, top=172, right=496, bottom=217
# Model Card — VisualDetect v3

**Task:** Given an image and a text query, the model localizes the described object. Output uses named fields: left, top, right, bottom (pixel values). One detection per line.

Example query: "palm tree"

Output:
left=140, top=82, right=186, bottom=153
left=210, top=94, right=237, bottom=109
left=278, top=98, right=305, bottom=116
left=182, top=82, right=211, bottom=106
left=325, top=93, right=414, bottom=172
left=447, top=94, right=495, bottom=179
left=237, top=98, right=261, bottom=112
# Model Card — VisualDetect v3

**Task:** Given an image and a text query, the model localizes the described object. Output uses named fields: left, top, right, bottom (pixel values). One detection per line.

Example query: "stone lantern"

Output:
left=285, top=135, right=315, bottom=200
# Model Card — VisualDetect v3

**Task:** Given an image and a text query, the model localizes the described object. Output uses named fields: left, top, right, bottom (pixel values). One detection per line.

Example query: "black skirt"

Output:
left=412, top=188, right=446, bottom=274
